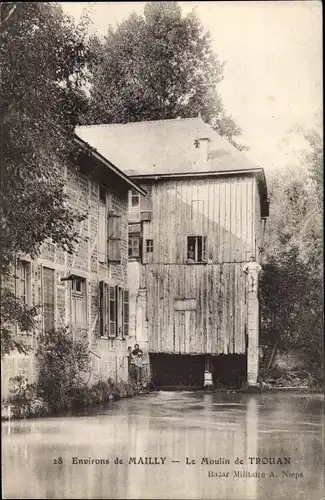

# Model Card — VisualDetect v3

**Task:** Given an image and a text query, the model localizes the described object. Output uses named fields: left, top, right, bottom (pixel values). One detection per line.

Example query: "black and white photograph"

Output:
left=1, top=1, right=323, bottom=499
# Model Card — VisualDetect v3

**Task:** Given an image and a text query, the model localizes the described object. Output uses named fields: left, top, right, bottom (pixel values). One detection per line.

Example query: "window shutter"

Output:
left=108, top=285, right=117, bottom=337
left=202, top=236, right=207, bottom=261
left=98, top=205, right=107, bottom=263
left=139, top=238, right=143, bottom=261
left=108, top=214, right=122, bottom=262
left=99, top=281, right=108, bottom=336
left=123, top=289, right=129, bottom=336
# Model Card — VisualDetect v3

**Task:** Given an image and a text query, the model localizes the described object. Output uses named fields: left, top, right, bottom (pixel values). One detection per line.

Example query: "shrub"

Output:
left=2, top=376, right=48, bottom=420
left=36, top=327, right=91, bottom=413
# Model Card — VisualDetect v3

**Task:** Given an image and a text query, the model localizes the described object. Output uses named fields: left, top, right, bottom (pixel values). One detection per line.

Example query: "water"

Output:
left=2, top=391, right=324, bottom=499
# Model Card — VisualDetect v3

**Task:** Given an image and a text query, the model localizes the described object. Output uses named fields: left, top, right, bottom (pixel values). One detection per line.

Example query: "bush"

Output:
left=36, top=327, right=91, bottom=413
left=2, top=376, right=48, bottom=420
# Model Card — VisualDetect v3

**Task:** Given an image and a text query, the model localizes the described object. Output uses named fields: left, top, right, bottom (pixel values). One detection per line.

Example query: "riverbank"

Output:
left=1, top=378, right=152, bottom=422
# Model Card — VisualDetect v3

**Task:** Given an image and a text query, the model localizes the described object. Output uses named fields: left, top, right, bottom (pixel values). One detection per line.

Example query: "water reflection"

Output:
left=2, top=392, right=324, bottom=499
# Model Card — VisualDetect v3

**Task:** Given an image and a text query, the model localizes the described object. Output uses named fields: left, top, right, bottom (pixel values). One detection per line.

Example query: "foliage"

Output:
left=264, top=167, right=322, bottom=276
left=1, top=372, right=143, bottom=420
left=260, top=117, right=323, bottom=382
left=2, top=376, right=48, bottom=419
left=0, top=288, right=39, bottom=357
left=83, top=1, right=246, bottom=150
left=70, top=378, right=140, bottom=408
left=36, top=327, right=92, bottom=413
left=298, top=110, right=323, bottom=205
left=0, top=2, right=89, bottom=354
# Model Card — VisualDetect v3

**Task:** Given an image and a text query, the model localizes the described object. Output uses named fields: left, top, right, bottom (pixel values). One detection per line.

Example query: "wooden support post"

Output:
left=247, top=295, right=259, bottom=386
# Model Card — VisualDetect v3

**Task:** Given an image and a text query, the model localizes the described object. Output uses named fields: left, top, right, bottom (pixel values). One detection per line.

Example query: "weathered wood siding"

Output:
left=142, top=176, right=257, bottom=264
left=139, top=174, right=262, bottom=354
left=143, top=263, right=246, bottom=354
left=254, top=182, right=263, bottom=256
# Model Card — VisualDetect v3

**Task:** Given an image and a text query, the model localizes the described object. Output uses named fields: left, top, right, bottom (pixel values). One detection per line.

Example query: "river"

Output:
left=2, top=391, right=324, bottom=500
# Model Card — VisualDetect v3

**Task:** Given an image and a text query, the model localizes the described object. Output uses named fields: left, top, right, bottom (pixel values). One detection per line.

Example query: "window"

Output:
left=109, top=286, right=116, bottom=337
left=18, top=261, right=30, bottom=304
left=191, top=200, right=204, bottom=220
left=128, top=236, right=140, bottom=258
left=98, top=204, right=107, bottom=263
left=16, top=260, right=31, bottom=334
left=43, top=267, right=55, bottom=331
left=187, top=236, right=207, bottom=263
left=98, top=186, right=107, bottom=263
left=146, top=239, right=153, bottom=253
left=129, top=189, right=140, bottom=208
left=99, top=282, right=129, bottom=338
left=108, top=214, right=122, bottom=262
left=71, top=277, right=86, bottom=328
left=72, top=277, right=84, bottom=294
left=99, top=184, right=106, bottom=204
left=123, top=289, right=129, bottom=336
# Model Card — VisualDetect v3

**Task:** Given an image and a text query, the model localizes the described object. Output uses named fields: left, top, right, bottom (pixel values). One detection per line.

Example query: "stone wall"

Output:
left=1, top=163, right=132, bottom=399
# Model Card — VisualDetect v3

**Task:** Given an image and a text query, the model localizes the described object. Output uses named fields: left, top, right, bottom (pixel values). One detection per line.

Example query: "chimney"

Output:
left=195, top=137, right=211, bottom=162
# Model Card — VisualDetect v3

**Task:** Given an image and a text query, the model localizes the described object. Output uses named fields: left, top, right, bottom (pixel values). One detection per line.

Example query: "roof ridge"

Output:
left=76, top=117, right=202, bottom=129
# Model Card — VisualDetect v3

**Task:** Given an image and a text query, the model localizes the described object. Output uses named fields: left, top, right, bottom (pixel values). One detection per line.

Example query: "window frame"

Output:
left=70, top=276, right=87, bottom=328
left=99, top=184, right=107, bottom=204
left=129, top=189, right=140, bottom=209
left=98, top=193, right=107, bottom=263
left=187, top=236, right=207, bottom=263
left=128, top=236, right=141, bottom=258
left=43, top=266, right=55, bottom=332
left=16, top=260, right=32, bottom=334
left=107, top=213, right=122, bottom=263
left=109, top=285, right=116, bottom=338
left=99, top=282, right=129, bottom=339
left=146, top=239, right=154, bottom=253
left=71, top=277, right=85, bottom=296
left=18, top=261, right=29, bottom=304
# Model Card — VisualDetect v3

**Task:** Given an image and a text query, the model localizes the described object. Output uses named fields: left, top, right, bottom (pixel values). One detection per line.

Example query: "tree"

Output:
left=300, top=110, right=323, bottom=205
left=83, top=1, right=246, bottom=150
left=0, top=2, right=89, bottom=355
left=260, top=119, right=323, bottom=383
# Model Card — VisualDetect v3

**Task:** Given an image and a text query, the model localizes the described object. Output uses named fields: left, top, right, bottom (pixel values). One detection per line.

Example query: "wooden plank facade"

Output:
left=128, top=173, right=265, bottom=356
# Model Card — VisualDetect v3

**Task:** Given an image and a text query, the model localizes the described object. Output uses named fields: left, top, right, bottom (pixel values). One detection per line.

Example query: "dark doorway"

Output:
left=210, top=354, right=247, bottom=389
left=150, top=354, right=205, bottom=389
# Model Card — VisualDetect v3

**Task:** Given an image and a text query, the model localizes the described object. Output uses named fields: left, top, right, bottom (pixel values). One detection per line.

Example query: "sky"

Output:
left=61, top=1, right=322, bottom=174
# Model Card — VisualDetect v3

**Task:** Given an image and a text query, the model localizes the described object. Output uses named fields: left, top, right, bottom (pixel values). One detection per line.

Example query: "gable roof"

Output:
left=75, top=117, right=262, bottom=178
